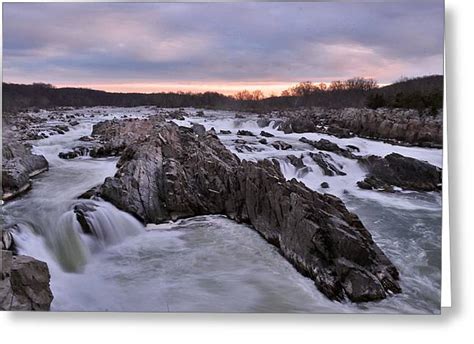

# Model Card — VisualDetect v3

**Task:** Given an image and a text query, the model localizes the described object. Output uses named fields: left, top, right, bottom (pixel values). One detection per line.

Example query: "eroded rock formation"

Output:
left=278, top=108, right=442, bottom=147
left=84, top=117, right=402, bottom=302
left=2, top=140, right=49, bottom=200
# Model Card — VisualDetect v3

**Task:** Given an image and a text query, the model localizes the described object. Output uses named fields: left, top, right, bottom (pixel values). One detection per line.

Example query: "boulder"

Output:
left=2, top=140, right=49, bottom=200
left=0, top=252, right=54, bottom=311
left=358, top=153, right=442, bottom=191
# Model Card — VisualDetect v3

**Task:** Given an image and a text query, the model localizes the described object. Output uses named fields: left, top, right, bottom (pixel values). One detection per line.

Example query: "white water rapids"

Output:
left=1, top=107, right=442, bottom=313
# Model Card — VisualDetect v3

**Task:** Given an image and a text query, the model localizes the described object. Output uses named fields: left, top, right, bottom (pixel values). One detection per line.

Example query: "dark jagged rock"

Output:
left=357, top=177, right=394, bottom=193
left=0, top=251, right=54, bottom=311
left=220, top=130, right=232, bottom=135
left=300, top=137, right=355, bottom=159
left=260, top=130, right=275, bottom=138
left=309, top=152, right=346, bottom=176
left=92, top=118, right=401, bottom=302
left=271, top=140, right=292, bottom=150
left=287, top=155, right=312, bottom=177
left=2, top=140, right=49, bottom=201
left=258, top=138, right=268, bottom=145
left=358, top=153, right=442, bottom=192
left=287, top=155, right=306, bottom=169
left=237, top=130, right=254, bottom=136
left=58, top=146, right=90, bottom=160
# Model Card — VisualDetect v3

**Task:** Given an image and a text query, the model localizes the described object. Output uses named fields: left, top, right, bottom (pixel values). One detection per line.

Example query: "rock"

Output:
left=271, top=140, right=292, bottom=150
left=309, top=152, right=346, bottom=176
left=257, top=118, right=270, bottom=128
left=58, top=146, right=89, bottom=159
left=2, top=140, right=49, bottom=200
left=196, top=110, right=205, bottom=117
left=94, top=118, right=401, bottom=302
left=167, top=110, right=187, bottom=120
left=0, top=252, right=54, bottom=311
left=235, top=139, right=247, bottom=145
left=287, top=155, right=312, bottom=177
left=300, top=137, right=355, bottom=159
left=287, top=155, right=306, bottom=169
left=79, top=135, right=94, bottom=142
left=321, top=182, right=330, bottom=189
left=237, top=130, right=254, bottom=136
left=276, top=108, right=442, bottom=147
left=346, top=144, right=360, bottom=152
left=69, top=120, right=80, bottom=126
left=220, top=130, right=232, bottom=135
left=192, top=123, right=206, bottom=136
left=357, top=176, right=394, bottom=192
left=235, top=113, right=245, bottom=119
left=1, top=229, right=15, bottom=252
left=260, top=130, right=275, bottom=137
left=358, top=153, right=442, bottom=191
left=258, top=138, right=268, bottom=145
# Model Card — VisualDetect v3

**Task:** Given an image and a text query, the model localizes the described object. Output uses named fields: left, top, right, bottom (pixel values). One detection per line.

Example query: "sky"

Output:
left=2, top=1, right=444, bottom=95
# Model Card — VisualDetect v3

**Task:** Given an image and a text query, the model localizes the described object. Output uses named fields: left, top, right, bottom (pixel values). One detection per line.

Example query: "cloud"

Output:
left=2, top=1, right=444, bottom=90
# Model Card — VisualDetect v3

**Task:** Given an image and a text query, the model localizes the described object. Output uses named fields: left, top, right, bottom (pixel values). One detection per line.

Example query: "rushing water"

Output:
left=1, top=107, right=442, bottom=313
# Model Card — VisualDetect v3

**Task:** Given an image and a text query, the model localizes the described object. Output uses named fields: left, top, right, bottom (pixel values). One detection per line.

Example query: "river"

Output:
left=1, top=106, right=442, bottom=313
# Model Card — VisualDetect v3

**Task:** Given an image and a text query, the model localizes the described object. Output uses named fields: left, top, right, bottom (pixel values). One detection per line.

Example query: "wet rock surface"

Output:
left=90, top=117, right=402, bottom=302
left=357, top=153, right=442, bottom=192
left=309, top=152, right=346, bottom=176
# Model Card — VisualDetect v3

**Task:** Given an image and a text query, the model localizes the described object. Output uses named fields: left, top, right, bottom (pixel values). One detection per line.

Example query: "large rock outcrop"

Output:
left=85, top=117, right=401, bottom=302
left=357, top=153, right=442, bottom=192
left=2, top=140, right=49, bottom=200
left=1, top=247, right=54, bottom=311
left=278, top=108, right=442, bottom=147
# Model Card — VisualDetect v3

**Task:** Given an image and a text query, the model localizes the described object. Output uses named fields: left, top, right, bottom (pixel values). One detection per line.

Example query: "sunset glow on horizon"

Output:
left=3, top=2, right=444, bottom=95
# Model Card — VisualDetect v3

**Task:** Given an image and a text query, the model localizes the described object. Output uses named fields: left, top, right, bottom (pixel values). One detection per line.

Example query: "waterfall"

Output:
left=12, top=200, right=144, bottom=272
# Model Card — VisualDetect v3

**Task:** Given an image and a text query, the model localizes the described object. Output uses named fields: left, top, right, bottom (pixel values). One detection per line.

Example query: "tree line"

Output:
left=2, top=75, right=442, bottom=114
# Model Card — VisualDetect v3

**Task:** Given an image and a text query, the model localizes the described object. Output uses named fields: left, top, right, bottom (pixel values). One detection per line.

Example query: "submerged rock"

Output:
left=271, top=140, right=292, bottom=150
left=358, top=153, right=442, bottom=192
left=237, top=130, right=254, bottom=136
left=92, top=118, right=402, bottom=302
left=260, top=130, right=274, bottom=137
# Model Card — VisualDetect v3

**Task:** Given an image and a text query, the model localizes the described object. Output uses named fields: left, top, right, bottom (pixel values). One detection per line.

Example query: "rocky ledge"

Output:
left=2, top=138, right=49, bottom=201
left=1, top=230, right=54, bottom=311
left=357, top=153, right=442, bottom=192
left=275, top=107, right=442, bottom=148
left=81, top=117, right=401, bottom=302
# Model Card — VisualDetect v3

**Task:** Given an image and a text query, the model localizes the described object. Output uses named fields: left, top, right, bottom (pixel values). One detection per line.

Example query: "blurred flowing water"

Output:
left=1, top=107, right=442, bottom=313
